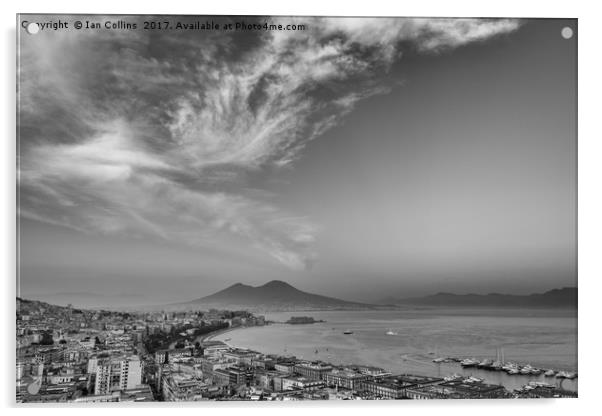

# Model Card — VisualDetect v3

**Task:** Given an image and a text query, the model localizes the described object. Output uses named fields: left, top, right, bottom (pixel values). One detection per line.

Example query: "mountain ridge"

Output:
left=379, top=287, right=577, bottom=308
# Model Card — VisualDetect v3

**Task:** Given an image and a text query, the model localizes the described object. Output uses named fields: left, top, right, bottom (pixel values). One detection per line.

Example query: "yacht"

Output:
left=503, top=363, right=520, bottom=374
left=490, top=360, right=503, bottom=371
left=385, top=330, right=398, bottom=336
left=465, top=376, right=484, bottom=383
left=460, top=358, right=479, bottom=368
left=343, top=330, right=354, bottom=335
left=433, top=357, right=446, bottom=363
left=478, top=359, right=494, bottom=369
left=544, top=369, right=556, bottom=377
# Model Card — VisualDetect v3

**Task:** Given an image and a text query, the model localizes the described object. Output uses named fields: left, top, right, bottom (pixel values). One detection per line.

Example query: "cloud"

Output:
left=18, top=16, right=520, bottom=270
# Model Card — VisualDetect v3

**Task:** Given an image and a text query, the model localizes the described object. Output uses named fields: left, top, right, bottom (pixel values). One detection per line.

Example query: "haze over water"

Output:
left=214, top=308, right=577, bottom=392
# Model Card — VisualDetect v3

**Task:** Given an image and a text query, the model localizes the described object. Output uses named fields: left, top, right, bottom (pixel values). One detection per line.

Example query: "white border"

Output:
left=2, top=1, right=600, bottom=415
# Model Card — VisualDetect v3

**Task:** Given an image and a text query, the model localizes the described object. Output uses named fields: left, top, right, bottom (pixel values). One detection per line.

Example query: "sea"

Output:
left=212, top=308, right=578, bottom=393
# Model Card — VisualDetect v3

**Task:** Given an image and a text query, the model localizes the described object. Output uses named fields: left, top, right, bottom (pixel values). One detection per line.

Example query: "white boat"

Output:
left=490, top=360, right=503, bottom=371
left=465, top=376, right=484, bottom=383
left=544, top=369, right=556, bottom=377
left=433, top=357, right=446, bottom=363
left=460, top=358, right=479, bottom=367
left=385, top=330, right=398, bottom=336
left=478, top=359, right=493, bottom=368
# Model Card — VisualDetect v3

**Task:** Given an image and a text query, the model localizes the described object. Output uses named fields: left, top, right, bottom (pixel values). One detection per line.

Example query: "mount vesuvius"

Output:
left=172, top=280, right=375, bottom=312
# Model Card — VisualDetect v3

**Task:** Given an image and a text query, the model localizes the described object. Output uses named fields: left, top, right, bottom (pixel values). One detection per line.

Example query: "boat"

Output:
left=544, top=369, right=556, bottom=377
left=433, top=357, right=446, bottom=363
left=489, top=347, right=504, bottom=371
left=520, top=365, right=534, bottom=375
left=478, top=359, right=494, bottom=368
left=490, top=360, right=503, bottom=371
left=503, top=362, right=520, bottom=375
left=460, top=358, right=479, bottom=368
left=557, top=371, right=577, bottom=379
left=224, top=338, right=231, bottom=342
left=343, top=330, right=354, bottom=335
left=465, top=376, right=484, bottom=383
left=385, top=330, right=398, bottom=336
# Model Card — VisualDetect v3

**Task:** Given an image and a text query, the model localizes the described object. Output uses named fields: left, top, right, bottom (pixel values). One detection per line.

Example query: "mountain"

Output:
left=380, top=287, right=577, bottom=309
left=174, top=280, right=375, bottom=311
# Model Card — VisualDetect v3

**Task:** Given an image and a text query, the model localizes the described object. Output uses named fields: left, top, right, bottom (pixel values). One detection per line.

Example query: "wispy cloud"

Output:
left=18, top=16, right=520, bottom=270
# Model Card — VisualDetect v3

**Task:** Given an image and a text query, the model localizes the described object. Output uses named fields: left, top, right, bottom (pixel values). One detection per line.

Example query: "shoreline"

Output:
left=199, top=326, right=240, bottom=343
left=199, top=317, right=577, bottom=393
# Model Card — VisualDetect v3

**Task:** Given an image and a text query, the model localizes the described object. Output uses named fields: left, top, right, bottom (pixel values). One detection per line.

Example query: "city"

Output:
left=16, top=298, right=576, bottom=402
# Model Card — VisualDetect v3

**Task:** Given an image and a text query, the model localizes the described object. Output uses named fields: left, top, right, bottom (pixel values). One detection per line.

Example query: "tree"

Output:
left=40, top=332, right=54, bottom=345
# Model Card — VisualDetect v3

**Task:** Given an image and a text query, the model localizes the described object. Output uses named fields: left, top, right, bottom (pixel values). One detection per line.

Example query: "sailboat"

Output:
left=490, top=347, right=504, bottom=371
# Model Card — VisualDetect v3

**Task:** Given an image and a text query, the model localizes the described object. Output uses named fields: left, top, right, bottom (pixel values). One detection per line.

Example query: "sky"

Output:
left=17, top=16, right=577, bottom=306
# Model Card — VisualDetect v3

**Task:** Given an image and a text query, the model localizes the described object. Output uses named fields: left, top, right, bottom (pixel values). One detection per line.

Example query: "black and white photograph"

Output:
left=15, top=14, right=577, bottom=403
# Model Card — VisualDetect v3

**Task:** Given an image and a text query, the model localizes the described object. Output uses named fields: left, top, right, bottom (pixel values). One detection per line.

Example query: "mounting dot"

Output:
left=561, top=27, right=573, bottom=39
left=26, top=22, right=40, bottom=35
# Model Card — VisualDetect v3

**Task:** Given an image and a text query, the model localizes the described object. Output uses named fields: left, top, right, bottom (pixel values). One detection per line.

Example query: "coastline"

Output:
left=197, top=325, right=243, bottom=343
left=204, top=310, right=578, bottom=393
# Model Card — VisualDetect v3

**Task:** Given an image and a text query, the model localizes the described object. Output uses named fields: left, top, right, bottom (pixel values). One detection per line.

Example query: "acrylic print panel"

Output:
left=16, top=15, right=577, bottom=403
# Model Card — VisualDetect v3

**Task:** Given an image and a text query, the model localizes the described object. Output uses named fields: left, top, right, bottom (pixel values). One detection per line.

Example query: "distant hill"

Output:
left=25, top=292, right=148, bottom=309
left=173, top=280, right=375, bottom=312
left=380, top=287, right=577, bottom=308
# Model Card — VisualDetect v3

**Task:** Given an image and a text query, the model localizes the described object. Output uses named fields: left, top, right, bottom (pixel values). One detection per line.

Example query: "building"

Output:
left=358, top=376, right=417, bottom=399
left=211, top=366, right=250, bottom=386
left=274, top=362, right=295, bottom=374
left=325, top=368, right=369, bottom=390
left=221, top=349, right=260, bottom=366
left=94, top=355, right=142, bottom=395
left=201, top=341, right=229, bottom=358
left=162, top=373, right=208, bottom=401
left=73, top=385, right=154, bottom=402
left=282, top=376, right=325, bottom=391
left=167, top=348, right=193, bottom=363
left=294, top=362, right=333, bottom=380
left=154, top=350, right=167, bottom=365
left=433, top=379, right=508, bottom=399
